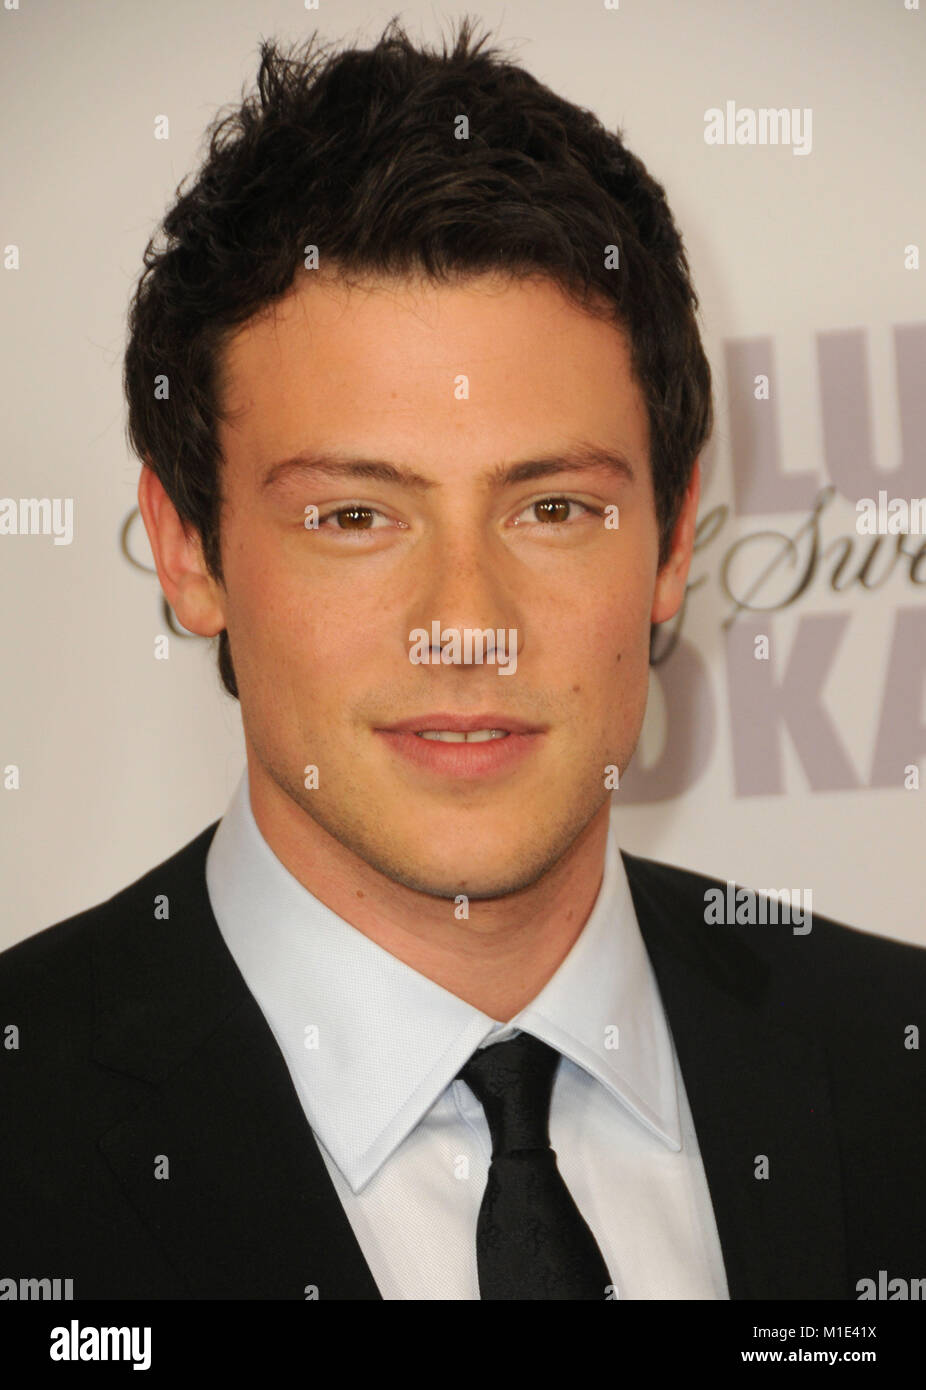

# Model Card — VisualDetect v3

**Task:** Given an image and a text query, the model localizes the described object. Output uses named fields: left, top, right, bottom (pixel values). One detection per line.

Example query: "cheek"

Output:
left=579, top=572, right=651, bottom=659
left=229, top=559, right=375, bottom=704
left=568, top=590, right=652, bottom=724
left=224, top=532, right=305, bottom=643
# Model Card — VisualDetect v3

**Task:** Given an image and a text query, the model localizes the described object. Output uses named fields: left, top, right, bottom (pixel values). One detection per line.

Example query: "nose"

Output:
left=406, top=522, right=522, bottom=667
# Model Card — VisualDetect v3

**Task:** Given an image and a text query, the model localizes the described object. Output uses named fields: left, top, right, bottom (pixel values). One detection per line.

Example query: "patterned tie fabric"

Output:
left=456, top=1031, right=614, bottom=1299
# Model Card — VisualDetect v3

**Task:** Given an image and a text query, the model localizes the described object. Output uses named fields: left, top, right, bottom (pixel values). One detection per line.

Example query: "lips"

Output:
left=378, top=712, right=545, bottom=735
left=375, top=716, right=544, bottom=779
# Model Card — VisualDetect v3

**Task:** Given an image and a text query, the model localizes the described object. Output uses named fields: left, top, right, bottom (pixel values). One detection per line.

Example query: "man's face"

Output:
left=207, top=271, right=695, bottom=898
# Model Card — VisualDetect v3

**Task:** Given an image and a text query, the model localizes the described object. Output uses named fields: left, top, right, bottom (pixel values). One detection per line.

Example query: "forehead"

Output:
left=216, top=270, right=649, bottom=475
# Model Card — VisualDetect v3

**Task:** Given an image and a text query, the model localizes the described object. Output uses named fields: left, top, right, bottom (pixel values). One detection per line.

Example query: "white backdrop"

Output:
left=2, top=0, right=924, bottom=949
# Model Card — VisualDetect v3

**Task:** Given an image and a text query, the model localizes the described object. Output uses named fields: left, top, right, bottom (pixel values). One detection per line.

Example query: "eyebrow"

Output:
left=259, top=441, right=636, bottom=493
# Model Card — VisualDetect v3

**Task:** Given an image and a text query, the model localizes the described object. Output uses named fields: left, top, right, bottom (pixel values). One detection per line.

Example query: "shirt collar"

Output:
left=206, top=768, right=681, bottom=1192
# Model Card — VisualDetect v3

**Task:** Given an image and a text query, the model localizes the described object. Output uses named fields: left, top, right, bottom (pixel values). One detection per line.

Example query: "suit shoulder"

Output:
left=0, top=819, right=221, bottom=990
left=621, top=849, right=926, bottom=985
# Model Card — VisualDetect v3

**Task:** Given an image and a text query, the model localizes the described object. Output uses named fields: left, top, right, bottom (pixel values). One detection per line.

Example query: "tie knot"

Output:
left=457, top=1032, right=562, bottom=1157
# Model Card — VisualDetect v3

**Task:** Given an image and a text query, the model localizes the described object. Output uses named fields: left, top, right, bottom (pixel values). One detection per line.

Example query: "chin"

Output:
left=378, top=844, right=550, bottom=901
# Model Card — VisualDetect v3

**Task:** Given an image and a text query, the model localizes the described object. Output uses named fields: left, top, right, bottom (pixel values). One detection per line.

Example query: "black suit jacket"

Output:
left=2, top=821, right=924, bottom=1300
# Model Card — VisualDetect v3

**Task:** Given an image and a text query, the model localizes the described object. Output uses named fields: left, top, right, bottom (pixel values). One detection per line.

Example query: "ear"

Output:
left=650, top=458, right=701, bottom=625
left=137, top=464, right=226, bottom=637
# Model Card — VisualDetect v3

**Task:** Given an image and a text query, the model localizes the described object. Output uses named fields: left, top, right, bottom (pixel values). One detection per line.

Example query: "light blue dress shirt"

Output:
left=205, top=767, right=729, bottom=1300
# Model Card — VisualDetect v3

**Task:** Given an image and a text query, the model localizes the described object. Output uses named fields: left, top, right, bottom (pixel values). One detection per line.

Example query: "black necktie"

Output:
left=457, top=1031, right=613, bottom=1300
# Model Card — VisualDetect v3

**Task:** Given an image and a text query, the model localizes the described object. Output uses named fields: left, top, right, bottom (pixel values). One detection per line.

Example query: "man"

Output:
left=2, top=19, right=924, bottom=1302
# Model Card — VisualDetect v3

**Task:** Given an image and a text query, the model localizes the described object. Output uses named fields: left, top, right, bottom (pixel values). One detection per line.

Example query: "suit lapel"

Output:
left=92, top=824, right=382, bottom=1299
left=622, top=851, right=849, bottom=1299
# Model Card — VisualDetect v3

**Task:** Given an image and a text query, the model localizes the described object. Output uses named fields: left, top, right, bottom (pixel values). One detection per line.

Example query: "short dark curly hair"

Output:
left=124, top=14, right=713, bottom=700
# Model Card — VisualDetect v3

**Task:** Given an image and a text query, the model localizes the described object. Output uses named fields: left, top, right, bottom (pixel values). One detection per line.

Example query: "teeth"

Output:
left=416, top=729, right=510, bottom=743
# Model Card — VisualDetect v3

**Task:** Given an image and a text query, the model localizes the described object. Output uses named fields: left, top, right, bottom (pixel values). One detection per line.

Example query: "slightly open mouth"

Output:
left=414, top=730, right=510, bottom=743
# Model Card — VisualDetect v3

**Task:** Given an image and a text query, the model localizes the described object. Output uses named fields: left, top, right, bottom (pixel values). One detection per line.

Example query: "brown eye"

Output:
left=534, top=499, right=573, bottom=523
left=335, top=506, right=375, bottom=529
left=315, top=504, right=389, bottom=533
left=522, top=497, right=597, bottom=524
